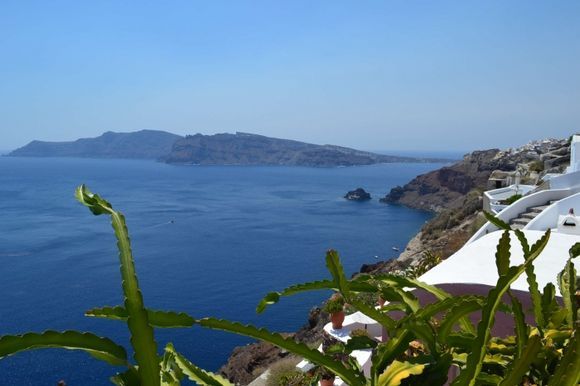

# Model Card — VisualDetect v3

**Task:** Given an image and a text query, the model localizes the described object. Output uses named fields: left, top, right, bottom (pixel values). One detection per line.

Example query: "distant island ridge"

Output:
left=9, top=130, right=181, bottom=160
left=8, top=130, right=455, bottom=166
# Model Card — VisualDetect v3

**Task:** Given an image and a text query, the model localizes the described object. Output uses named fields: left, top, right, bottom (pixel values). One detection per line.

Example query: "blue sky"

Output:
left=1, top=1, right=579, bottom=151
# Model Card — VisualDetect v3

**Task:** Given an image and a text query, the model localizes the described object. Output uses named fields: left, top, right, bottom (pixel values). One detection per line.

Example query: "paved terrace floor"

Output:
left=419, top=230, right=579, bottom=296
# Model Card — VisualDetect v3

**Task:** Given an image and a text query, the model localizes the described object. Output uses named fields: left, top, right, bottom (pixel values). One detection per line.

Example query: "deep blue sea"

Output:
left=0, top=157, right=443, bottom=385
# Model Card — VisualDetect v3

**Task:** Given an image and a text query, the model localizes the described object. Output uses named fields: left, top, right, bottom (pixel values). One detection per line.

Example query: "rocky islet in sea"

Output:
left=344, top=188, right=372, bottom=201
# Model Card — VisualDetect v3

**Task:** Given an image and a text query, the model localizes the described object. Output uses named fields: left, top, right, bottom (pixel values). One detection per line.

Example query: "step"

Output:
left=528, top=205, right=549, bottom=214
left=512, top=223, right=525, bottom=230
left=520, top=212, right=538, bottom=220
left=510, top=218, right=531, bottom=226
left=548, top=200, right=559, bottom=205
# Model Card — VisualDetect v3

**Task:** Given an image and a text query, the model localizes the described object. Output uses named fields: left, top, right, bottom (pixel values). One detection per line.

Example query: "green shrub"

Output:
left=278, top=371, right=315, bottom=386
left=350, top=328, right=370, bottom=338
left=265, top=358, right=314, bottom=386
left=422, top=190, right=483, bottom=239
left=469, top=212, right=487, bottom=236
left=529, top=160, right=544, bottom=172
left=323, top=293, right=345, bottom=314
left=504, top=194, right=523, bottom=205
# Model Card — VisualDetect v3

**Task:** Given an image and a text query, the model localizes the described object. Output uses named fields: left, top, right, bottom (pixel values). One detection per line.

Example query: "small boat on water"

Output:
left=392, top=247, right=400, bottom=252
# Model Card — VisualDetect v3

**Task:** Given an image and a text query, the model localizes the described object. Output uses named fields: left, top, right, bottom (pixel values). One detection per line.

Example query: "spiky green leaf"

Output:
left=483, top=211, right=511, bottom=231
left=76, top=185, right=160, bottom=385
left=521, top=231, right=552, bottom=335
left=256, top=292, right=281, bottom=314
left=195, top=318, right=366, bottom=386
left=476, top=372, right=503, bottom=385
left=371, top=329, right=414, bottom=381
left=86, top=306, right=194, bottom=328
left=557, top=257, right=577, bottom=326
left=569, top=242, right=580, bottom=258
left=345, top=336, right=378, bottom=352
left=547, top=329, right=580, bottom=386
left=541, top=283, right=558, bottom=325
left=377, top=360, right=426, bottom=386
left=325, top=249, right=350, bottom=294
left=495, top=231, right=510, bottom=276
left=165, top=343, right=233, bottom=386
left=498, top=334, right=541, bottom=386
left=75, top=184, right=114, bottom=215
left=255, top=275, right=379, bottom=314
left=376, top=287, right=416, bottom=312
left=514, top=229, right=530, bottom=256
left=256, top=279, right=335, bottom=313
left=509, top=293, right=528, bottom=359
left=452, top=230, right=550, bottom=386
left=110, top=368, right=140, bottom=386
left=447, top=334, right=475, bottom=351
left=373, top=274, right=476, bottom=335
left=347, top=297, right=396, bottom=331
left=437, top=297, right=483, bottom=344
left=0, top=330, right=127, bottom=366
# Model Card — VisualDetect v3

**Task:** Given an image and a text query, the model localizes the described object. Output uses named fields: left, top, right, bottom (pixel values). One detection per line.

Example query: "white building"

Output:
left=439, top=135, right=580, bottom=291
left=567, top=134, right=580, bottom=173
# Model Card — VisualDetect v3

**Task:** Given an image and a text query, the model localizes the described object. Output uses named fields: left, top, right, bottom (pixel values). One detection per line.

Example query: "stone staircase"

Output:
left=509, top=200, right=558, bottom=230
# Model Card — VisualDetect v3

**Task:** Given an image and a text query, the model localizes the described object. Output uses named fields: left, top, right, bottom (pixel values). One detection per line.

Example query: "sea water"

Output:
left=0, top=157, right=442, bottom=384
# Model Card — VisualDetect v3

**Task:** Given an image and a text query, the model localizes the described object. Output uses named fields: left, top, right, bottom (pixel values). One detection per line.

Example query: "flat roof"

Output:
left=419, top=230, right=579, bottom=295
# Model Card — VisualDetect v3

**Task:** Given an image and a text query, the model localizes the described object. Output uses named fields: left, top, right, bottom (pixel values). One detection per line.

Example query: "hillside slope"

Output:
left=380, top=138, right=569, bottom=212
left=371, top=137, right=571, bottom=269
left=162, top=132, right=449, bottom=167
left=9, top=130, right=182, bottom=159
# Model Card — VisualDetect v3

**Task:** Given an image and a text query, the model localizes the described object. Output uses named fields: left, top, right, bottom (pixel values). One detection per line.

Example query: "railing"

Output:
left=548, top=170, right=580, bottom=189
left=525, top=191, right=580, bottom=230
left=483, top=184, right=536, bottom=213
left=467, top=188, right=572, bottom=244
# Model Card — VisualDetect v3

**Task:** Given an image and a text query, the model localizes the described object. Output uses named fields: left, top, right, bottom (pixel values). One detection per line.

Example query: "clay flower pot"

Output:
left=330, top=310, right=345, bottom=329
left=377, top=296, right=385, bottom=307
left=320, top=378, right=335, bottom=386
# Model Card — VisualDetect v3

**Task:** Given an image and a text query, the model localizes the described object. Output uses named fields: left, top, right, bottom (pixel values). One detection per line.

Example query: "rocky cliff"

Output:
left=369, top=137, right=571, bottom=273
left=380, top=138, right=569, bottom=212
left=219, top=307, right=329, bottom=385
left=9, top=130, right=182, bottom=159
left=344, top=188, right=372, bottom=201
left=162, top=132, right=450, bottom=167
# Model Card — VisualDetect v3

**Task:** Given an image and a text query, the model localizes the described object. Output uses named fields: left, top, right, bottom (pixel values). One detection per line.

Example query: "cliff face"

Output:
left=380, top=139, right=569, bottom=212
left=380, top=149, right=515, bottom=212
left=369, top=137, right=571, bottom=272
left=219, top=307, right=328, bottom=385
left=162, top=132, right=448, bottom=167
left=9, top=130, right=182, bottom=159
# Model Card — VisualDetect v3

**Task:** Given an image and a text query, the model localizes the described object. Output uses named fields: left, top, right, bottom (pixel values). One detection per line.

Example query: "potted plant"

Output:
left=323, top=293, right=345, bottom=329
left=349, top=328, right=370, bottom=338
left=377, top=293, right=386, bottom=307
left=317, top=366, right=336, bottom=386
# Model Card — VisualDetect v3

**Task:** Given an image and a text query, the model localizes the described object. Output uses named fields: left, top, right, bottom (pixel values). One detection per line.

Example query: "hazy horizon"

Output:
left=1, top=1, right=579, bottom=151
left=10, top=126, right=566, bottom=157
left=4, top=127, right=570, bottom=157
